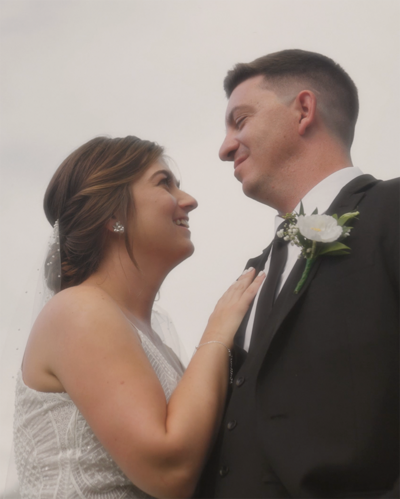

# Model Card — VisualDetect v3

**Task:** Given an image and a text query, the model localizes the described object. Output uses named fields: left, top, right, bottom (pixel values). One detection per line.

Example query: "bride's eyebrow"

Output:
left=150, top=169, right=180, bottom=188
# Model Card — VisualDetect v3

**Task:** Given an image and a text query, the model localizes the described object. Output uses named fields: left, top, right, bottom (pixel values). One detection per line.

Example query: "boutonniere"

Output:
left=278, top=203, right=359, bottom=294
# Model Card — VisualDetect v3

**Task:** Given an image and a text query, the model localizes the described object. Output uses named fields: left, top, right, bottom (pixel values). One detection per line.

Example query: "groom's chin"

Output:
left=241, top=181, right=268, bottom=206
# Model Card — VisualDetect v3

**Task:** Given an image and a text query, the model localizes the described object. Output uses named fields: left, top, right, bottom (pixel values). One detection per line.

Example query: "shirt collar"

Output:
left=274, top=166, right=364, bottom=232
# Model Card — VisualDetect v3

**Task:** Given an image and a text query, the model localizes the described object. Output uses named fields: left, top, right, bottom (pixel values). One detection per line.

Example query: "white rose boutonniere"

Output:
left=296, top=214, right=343, bottom=242
left=279, top=204, right=359, bottom=293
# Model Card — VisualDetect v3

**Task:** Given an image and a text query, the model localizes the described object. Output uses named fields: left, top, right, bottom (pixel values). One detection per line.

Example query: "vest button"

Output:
left=227, top=420, right=237, bottom=430
left=235, top=376, right=245, bottom=386
left=219, top=465, right=229, bottom=477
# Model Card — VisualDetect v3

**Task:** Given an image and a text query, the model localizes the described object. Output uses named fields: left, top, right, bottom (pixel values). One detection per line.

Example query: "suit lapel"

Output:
left=234, top=245, right=272, bottom=349
left=252, top=174, right=380, bottom=359
left=325, top=174, right=378, bottom=215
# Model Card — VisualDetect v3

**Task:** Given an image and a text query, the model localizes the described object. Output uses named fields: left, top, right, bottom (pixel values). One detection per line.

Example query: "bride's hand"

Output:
left=203, top=268, right=265, bottom=348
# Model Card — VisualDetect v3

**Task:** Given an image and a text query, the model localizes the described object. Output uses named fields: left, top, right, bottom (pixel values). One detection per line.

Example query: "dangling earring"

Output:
left=113, top=221, right=125, bottom=234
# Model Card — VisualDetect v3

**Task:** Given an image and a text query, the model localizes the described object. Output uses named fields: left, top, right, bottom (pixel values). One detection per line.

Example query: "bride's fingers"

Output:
left=240, top=270, right=266, bottom=304
left=218, top=268, right=264, bottom=306
left=235, top=267, right=265, bottom=293
left=217, top=268, right=256, bottom=302
left=240, top=266, right=256, bottom=278
left=206, top=270, right=266, bottom=342
left=229, top=269, right=266, bottom=309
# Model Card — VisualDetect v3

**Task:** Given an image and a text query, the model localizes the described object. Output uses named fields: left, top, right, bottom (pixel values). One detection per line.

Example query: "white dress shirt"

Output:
left=243, top=166, right=364, bottom=351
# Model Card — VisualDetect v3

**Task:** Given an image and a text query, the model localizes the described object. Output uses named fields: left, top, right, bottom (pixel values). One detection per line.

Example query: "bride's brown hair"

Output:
left=44, top=135, right=164, bottom=291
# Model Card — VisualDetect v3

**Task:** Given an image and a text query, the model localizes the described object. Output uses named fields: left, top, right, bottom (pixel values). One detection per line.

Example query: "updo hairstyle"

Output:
left=44, top=136, right=164, bottom=291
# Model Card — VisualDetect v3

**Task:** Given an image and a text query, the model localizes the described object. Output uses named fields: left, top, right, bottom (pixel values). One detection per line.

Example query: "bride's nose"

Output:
left=179, top=191, right=198, bottom=212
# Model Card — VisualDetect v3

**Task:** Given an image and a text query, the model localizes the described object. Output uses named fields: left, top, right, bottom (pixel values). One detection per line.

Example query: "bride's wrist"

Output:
left=200, top=330, right=234, bottom=350
left=194, top=340, right=233, bottom=384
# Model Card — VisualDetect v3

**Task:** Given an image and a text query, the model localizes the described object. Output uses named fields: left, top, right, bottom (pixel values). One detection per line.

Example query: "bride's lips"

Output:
left=174, top=218, right=190, bottom=229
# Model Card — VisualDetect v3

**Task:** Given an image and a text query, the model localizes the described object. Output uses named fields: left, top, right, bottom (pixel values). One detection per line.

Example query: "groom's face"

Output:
left=219, top=75, right=298, bottom=209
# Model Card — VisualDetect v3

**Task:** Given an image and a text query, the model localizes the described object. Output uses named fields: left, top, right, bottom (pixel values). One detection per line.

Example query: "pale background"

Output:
left=1, top=0, right=399, bottom=494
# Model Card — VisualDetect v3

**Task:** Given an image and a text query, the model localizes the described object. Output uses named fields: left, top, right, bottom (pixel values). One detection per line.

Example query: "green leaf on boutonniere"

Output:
left=318, top=241, right=351, bottom=256
left=337, top=211, right=359, bottom=226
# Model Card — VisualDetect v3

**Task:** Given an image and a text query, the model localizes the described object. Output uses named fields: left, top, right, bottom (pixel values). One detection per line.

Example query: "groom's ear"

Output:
left=295, top=90, right=317, bottom=136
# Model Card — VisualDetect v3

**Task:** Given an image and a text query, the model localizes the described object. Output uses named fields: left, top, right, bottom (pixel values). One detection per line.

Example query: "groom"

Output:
left=198, top=50, right=399, bottom=498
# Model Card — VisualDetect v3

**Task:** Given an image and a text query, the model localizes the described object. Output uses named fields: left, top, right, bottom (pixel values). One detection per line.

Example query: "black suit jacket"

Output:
left=198, top=175, right=399, bottom=498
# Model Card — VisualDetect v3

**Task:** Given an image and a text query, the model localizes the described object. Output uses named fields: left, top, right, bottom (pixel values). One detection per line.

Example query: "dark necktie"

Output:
left=249, top=229, right=289, bottom=351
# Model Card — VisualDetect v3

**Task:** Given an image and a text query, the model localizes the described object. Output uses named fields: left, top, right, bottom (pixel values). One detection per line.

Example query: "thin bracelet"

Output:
left=195, top=341, right=233, bottom=385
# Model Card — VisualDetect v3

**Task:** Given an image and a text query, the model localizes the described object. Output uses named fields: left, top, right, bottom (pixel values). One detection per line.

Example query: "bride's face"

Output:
left=129, top=160, right=198, bottom=267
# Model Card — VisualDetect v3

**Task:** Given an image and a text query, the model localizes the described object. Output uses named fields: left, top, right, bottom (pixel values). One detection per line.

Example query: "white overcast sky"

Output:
left=0, top=0, right=399, bottom=492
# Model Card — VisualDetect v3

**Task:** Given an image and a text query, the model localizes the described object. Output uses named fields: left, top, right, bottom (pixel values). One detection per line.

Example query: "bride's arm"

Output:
left=32, top=269, right=263, bottom=498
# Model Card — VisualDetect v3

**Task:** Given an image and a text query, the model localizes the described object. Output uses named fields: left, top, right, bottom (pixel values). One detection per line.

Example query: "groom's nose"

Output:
left=219, top=131, right=238, bottom=162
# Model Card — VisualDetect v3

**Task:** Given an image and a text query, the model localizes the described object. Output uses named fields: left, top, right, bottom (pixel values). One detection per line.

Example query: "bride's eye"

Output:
left=158, top=176, right=172, bottom=187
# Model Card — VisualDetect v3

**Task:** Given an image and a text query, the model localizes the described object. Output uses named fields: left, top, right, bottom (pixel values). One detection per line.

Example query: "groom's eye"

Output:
left=236, top=116, right=247, bottom=129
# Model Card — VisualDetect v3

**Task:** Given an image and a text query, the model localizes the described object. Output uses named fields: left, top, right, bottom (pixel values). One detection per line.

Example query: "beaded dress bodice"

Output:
left=13, top=328, right=183, bottom=499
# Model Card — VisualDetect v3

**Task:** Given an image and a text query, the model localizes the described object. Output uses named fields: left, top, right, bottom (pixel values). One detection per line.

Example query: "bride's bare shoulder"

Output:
left=36, top=285, right=124, bottom=333
left=52, top=284, right=114, bottom=306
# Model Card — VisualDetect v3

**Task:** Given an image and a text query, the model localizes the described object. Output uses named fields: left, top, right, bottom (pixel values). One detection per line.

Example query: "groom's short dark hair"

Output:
left=224, top=49, right=359, bottom=148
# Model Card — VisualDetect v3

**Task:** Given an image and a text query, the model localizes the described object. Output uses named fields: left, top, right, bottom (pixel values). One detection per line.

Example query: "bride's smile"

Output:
left=174, top=217, right=189, bottom=228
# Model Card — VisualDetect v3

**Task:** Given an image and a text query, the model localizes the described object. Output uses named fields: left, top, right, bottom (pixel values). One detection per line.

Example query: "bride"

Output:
left=14, top=135, right=264, bottom=498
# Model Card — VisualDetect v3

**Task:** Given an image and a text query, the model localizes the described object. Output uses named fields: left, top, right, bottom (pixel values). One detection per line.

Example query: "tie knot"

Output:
left=274, top=234, right=289, bottom=250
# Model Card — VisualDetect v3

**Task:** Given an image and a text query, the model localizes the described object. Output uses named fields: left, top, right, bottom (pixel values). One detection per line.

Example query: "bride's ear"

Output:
left=106, top=215, right=119, bottom=234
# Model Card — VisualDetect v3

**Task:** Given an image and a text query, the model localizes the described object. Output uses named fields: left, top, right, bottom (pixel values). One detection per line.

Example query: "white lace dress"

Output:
left=13, top=328, right=184, bottom=499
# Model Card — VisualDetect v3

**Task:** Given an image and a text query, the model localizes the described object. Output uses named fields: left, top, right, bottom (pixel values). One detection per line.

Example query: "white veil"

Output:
left=0, top=222, right=187, bottom=498
left=1, top=222, right=61, bottom=498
